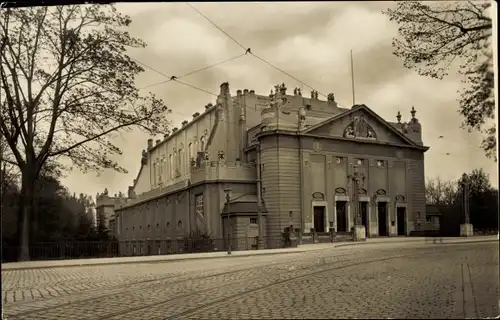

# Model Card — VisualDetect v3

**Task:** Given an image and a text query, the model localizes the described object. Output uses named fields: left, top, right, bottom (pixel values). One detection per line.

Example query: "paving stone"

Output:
left=2, top=242, right=498, bottom=319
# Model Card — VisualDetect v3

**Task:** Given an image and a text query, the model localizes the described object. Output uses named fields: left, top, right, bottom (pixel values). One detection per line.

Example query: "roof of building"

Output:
left=426, top=204, right=444, bottom=216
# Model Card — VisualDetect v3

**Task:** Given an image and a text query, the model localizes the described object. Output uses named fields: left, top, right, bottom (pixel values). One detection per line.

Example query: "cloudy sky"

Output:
left=60, top=1, right=497, bottom=198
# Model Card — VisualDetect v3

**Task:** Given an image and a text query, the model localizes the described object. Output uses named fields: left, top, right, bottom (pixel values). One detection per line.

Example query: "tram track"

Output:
left=5, top=247, right=355, bottom=318
left=5, top=246, right=451, bottom=320
left=95, top=248, right=445, bottom=320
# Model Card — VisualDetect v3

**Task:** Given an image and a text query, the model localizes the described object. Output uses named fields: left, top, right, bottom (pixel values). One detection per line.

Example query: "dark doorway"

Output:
left=397, top=207, right=406, bottom=236
left=360, top=202, right=368, bottom=234
left=336, top=201, right=347, bottom=232
left=377, top=202, right=388, bottom=236
left=313, top=206, right=326, bottom=233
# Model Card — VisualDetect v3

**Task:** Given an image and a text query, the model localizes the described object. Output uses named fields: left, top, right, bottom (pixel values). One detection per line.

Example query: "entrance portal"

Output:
left=397, top=207, right=406, bottom=236
left=313, top=206, right=326, bottom=233
left=377, top=202, right=388, bottom=236
left=336, top=201, right=348, bottom=232
left=360, top=202, right=368, bottom=235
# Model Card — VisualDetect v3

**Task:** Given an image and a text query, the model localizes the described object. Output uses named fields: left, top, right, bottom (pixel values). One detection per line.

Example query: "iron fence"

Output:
left=1, top=235, right=290, bottom=263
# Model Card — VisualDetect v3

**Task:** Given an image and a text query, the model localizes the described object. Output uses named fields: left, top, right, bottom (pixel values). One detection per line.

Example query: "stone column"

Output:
left=460, top=175, right=473, bottom=237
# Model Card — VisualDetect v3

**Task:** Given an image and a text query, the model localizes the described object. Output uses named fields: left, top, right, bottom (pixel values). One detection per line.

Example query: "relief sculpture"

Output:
left=343, top=115, right=377, bottom=140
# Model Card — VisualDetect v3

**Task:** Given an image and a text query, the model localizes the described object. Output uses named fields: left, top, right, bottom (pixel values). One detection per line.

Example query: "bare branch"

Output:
left=384, top=0, right=495, bottom=161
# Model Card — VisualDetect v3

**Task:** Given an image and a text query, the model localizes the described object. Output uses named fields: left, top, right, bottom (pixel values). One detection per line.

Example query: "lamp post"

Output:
left=349, top=171, right=366, bottom=241
left=224, top=185, right=232, bottom=254
left=350, top=172, right=365, bottom=225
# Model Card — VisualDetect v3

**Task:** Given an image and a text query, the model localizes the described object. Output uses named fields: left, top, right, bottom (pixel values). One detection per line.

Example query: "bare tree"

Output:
left=0, top=5, right=170, bottom=261
left=383, top=1, right=495, bottom=160
left=0, top=137, right=19, bottom=198
left=425, top=177, right=457, bottom=206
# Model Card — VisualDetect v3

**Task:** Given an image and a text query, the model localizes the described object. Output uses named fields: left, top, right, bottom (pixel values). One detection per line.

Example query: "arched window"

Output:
left=188, top=142, right=193, bottom=164
left=200, top=136, right=206, bottom=152
left=152, top=162, right=157, bottom=186
left=160, top=157, right=165, bottom=183
left=168, top=154, right=173, bottom=178
left=166, top=222, right=171, bottom=229
left=173, top=150, right=178, bottom=177
left=177, top=220, right=183, bottom=229
left=178, top=148, right=183, bottom=176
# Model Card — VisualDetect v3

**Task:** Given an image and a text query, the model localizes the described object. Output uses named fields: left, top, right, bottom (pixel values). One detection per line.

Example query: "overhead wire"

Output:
left=130, top=57, right=218, bottom=97
left=129, top=2, right=351, bottom=122
left=137, top=53, right=247, bottom=91
left=185, top=2, right=248, bottom=52
left=184, top=2, right=349, bottom=108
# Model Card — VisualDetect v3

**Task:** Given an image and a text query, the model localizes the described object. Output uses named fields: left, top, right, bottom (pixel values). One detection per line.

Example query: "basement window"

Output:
left=354, top=158, right=364, bottom=166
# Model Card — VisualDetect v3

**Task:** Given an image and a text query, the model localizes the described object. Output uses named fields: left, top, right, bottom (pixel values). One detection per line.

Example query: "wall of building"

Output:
left=135, top=106, right=217, bottom=195
left=258, top=133, right=426, bottom=238
left=116, top=179, right=258, bottom=242
left=260, top=135, right=301, bottom=243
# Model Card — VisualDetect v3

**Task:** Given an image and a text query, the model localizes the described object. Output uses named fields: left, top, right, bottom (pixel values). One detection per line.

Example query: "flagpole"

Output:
left=350, top=50, right=355, bottom=106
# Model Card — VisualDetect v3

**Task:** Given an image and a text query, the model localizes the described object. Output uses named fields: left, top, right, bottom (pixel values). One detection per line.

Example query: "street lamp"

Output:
left=350, top=172, right=365, bottom=225
left=349, top=171, right=366, bottom=241
left=224, top=185, right=232, bottom=254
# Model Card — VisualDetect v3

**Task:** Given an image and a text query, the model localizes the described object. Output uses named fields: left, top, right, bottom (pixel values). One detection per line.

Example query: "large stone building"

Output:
left=109, top=82, right=429, bottom=254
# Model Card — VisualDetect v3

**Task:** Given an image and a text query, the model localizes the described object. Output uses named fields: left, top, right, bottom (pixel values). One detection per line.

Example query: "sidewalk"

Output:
left=3, top=235, right=497, bottom=271
left=334, top=235, right=498, bottom=248
left=2, top=243, right=335, bottom=271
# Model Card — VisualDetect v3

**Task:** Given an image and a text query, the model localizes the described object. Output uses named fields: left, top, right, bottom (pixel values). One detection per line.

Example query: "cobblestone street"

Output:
left=2, top=241, right=498, bottom=319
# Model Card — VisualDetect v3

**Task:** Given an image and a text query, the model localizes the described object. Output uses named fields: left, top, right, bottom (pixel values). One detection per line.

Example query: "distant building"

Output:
left=95, top=189, right=126, bottom=237
left=425, top=204, right=443, bottom=232
left=102, top=82, right=429, bottom=254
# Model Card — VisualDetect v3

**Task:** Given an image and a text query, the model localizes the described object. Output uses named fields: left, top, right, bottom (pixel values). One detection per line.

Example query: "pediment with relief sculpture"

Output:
left=303, top=104, right=418, bottom=147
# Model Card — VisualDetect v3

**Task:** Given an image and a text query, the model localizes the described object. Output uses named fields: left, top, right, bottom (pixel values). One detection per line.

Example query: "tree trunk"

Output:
left=18, top=169, right=35, bottom=262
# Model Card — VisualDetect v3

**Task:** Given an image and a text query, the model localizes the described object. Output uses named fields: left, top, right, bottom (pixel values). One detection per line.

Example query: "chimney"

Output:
left=128, top=186, right=136, bottom=199
left=249, top=90, right=255, bottom=95
left=155, top=139, right=161, bottom=145
left=237, top=89, right=242, bottom=96
left=182, top=120, right=188, bottom=127
left=147, top=139, right=153, bottom=150
left=192, top=112, right=200, bottom=118
left=243, top=89, right=249, bottom=95
left=220, top=82, right=230, bottom=97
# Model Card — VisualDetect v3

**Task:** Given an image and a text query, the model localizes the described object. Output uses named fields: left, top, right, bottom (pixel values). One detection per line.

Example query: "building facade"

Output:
left=95, top=189, right=127, bottom=237
left=107, top=82, right=429, bottom=253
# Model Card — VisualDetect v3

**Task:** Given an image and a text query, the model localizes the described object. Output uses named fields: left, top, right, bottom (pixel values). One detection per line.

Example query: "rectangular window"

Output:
left=250, top=217, right=258, bottom=225
left=195, top=194, right=204, bottom=217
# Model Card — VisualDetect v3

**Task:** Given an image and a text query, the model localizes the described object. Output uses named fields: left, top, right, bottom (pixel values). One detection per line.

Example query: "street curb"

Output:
left=334, top=238, right=498, bottom=248
left=334, top=240, right=422, bottom=248
left=2, top=248, right=332, bottom=272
